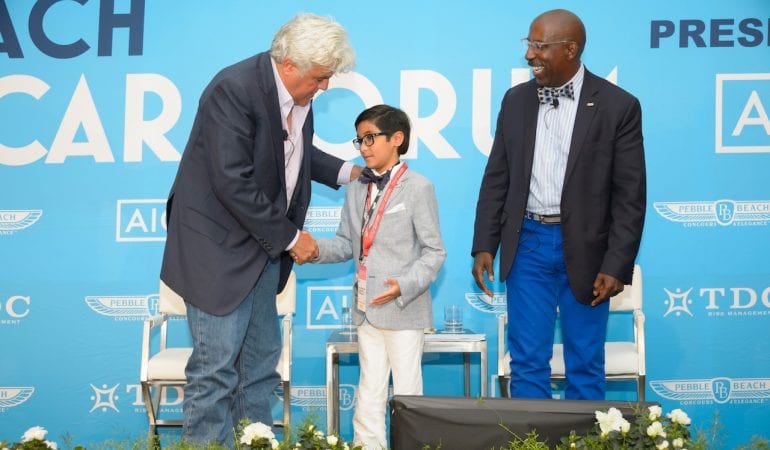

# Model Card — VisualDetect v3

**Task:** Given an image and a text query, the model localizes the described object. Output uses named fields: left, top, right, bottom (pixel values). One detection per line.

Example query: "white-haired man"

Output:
left=160, top=13, right=359, bottom=446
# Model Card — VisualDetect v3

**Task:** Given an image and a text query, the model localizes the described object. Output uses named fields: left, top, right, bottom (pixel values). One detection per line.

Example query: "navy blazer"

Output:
left=472, top=69, right=646, bottom=303
left=161, top=52, right=344, bottom=315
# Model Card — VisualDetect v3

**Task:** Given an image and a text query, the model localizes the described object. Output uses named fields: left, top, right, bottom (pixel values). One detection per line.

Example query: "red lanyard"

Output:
left=360, top=163, right=408, bottom=261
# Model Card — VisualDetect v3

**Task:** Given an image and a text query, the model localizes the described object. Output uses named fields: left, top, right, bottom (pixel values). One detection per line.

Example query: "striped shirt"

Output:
left=526, top=64, right=585, bottom=215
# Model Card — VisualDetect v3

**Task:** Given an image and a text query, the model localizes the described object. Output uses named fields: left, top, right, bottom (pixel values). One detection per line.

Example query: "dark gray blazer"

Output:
left=472, top=69, right=646, bottom=303
left=161, top=52, right=344, bottom=315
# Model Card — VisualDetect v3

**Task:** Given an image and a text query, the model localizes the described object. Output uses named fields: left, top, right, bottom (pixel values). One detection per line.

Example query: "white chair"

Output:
left=497, top=265, right=645, bottom=400
left=139, top=271, right=296, bottom=435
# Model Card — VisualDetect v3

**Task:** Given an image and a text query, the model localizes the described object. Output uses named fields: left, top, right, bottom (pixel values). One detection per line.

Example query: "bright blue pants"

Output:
left=505, top=218, right=609, bottom=400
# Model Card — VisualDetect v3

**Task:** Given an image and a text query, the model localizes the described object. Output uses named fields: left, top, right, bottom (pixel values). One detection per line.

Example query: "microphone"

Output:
left=282, top=130, right=289, bottom=141
left=552, top=97, right=559, bottom=108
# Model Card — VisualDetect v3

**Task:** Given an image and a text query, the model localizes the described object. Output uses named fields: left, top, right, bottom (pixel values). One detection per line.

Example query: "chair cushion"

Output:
left=502, top=341, right=639, bottom=377
left=147, top=348, right=192, bottom=381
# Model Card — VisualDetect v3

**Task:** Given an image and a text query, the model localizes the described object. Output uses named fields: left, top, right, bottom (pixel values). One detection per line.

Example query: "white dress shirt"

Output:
left=526, top=64, right=585, bottom=215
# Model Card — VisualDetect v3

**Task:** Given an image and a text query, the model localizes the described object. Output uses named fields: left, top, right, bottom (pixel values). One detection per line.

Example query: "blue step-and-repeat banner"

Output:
left=2, top=0, right=769, bottom=447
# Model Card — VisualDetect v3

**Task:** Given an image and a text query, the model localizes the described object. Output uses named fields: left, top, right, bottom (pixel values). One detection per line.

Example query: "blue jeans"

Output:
left=182, top=260, right=281, bottom=446
left=505, top=218, right=609, bottom=400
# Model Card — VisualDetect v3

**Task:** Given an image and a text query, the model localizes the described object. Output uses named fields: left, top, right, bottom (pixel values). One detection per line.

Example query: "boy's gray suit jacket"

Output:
left=316, top=168, right=446, bottom=330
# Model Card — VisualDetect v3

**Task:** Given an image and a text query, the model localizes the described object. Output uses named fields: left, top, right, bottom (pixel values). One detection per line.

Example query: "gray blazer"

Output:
left=316, top=167, right=445, bottom=330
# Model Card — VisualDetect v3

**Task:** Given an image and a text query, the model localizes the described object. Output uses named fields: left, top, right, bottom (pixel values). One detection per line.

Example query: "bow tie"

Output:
left=537, top=82, right=575, bottom=106
left=358, top=167, right=392, bottom=190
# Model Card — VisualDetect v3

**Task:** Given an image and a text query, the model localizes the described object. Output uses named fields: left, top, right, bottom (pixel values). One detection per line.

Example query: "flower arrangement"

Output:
left=0, top=426, right=60, bottom=450
left=238, top=421, right=361, bottom=450
left=559, top=405, right=696, bottom=449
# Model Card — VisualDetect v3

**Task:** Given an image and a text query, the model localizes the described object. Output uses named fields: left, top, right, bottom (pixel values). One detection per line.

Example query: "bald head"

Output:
left=534, top=9, right=586, bottom=58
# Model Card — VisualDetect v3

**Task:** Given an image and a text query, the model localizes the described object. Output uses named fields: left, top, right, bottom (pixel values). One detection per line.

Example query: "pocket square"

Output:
left=385, top=203, right=406, bottom=214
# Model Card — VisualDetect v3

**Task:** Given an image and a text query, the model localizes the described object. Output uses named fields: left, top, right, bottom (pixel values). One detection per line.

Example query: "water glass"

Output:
left=443, top=305, right=463, bottom=333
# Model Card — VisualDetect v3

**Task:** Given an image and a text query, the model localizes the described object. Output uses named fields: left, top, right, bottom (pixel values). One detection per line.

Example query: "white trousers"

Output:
left=353, top=323, right=424, bottom=450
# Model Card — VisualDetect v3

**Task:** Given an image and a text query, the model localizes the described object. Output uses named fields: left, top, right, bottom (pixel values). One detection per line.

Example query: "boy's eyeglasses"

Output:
left=352, top=132, right=389, bottom=150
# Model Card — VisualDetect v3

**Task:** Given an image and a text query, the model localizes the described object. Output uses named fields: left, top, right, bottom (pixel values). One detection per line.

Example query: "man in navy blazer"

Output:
left=472, top=9, right=646, bottom=400
left=160, top=14, right=358, bottom=446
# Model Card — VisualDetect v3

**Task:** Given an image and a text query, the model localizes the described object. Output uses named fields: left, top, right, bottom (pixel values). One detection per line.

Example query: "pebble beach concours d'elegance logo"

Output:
left=0, top=210, right=43, bottom=235
left=465, top=292, right=507, bottom=315
left=85, top=294, right=160, bottom=321
left=654, top=199, right=770, bottom=227
left=288, top=385, right=356, bottom=412
left=650, top=377, right=770, bottom=405
left=0, top=387, right=35, bottom=412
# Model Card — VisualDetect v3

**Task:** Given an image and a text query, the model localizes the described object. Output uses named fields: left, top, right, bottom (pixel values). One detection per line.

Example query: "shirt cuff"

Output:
left=337, top=162, right=354, bottom=185
left=285, top=230, right=300, bottom=251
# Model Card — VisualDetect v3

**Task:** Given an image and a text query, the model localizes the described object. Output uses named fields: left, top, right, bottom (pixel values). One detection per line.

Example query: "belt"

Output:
left=524, top=211, right=561, bottom=224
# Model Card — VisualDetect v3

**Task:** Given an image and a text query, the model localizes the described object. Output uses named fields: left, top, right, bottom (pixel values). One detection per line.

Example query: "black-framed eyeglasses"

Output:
left=352, top=132, right=389, bottom=150
left=521, top=38, right=571, bottom=52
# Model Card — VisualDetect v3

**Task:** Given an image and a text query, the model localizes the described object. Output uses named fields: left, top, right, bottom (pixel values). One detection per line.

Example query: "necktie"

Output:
left=358, top=167, right=391, bottom=190
left=537, top=82, right=575, bottom=106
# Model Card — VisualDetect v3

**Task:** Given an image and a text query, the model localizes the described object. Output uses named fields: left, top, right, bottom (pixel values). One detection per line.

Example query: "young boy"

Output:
left=313, top=105, right=446, bottom=449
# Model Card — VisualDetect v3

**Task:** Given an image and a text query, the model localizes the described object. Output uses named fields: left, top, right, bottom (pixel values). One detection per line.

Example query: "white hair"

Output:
left=270, top=13, right=355, bottom=74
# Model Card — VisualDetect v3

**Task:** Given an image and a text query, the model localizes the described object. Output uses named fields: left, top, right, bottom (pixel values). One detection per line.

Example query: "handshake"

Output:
left=288, top=230, right=319, bottom=265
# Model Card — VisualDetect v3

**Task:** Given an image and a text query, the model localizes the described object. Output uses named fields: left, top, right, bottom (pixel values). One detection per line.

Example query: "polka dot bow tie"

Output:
left=358, top=167, right=392, bottom=190
left=537, top=82, right=575, bottom=106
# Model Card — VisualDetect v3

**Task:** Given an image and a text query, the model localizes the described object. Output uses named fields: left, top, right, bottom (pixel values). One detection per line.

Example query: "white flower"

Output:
left=657, top=440, right=670, bottom=449
left=270, top=438, right=279, bottom=449
left=315, top=430, right=325, bottom=439
left=308, top=424, right=315, bottom=432
left=667, top=408, right=692, bottom=425
left=647, top=421, right=665, bottom=438
left=595, top=407, right=626, bottom=435
left=327, top=435, right=339, bottom=446
left=619, top=418, right=631, bottom=433
left=45, top=441, right=58, bottom=450
left=22, top=426, right=48, bottom=442
left=673, top=438, right=685, bottom=448
left=240, top=421, right=276, bottom=445
left=648, top=405, right=663, bottom=421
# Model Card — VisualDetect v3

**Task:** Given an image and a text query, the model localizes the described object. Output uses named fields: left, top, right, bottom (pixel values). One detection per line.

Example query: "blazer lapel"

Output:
left=256, top=52, right=288, bottom=193
left=522, top=81, right=540, bottom=182
left=564, top=70, right=599, bottom=185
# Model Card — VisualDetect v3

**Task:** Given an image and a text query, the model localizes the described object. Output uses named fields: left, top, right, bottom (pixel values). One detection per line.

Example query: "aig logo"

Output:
left=0, top=387, right=35, bottom=412
left=306, top=285, right=351, bottom=329
left=715, top=73, right=770, bottom=153
left=116, top=199, right=167, bottom=242
left=1, top=295, right=30, bottom=325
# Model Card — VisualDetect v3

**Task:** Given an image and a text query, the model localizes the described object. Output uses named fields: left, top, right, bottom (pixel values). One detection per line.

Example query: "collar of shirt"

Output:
left=270, top=58, right=310, bottom=137
left=368, top=161, right=403, bottom=198
left=545, top=63, right=585, bottom=107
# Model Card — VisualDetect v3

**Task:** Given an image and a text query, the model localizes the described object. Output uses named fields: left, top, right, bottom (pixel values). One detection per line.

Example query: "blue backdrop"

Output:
left=2, top=0, right=769, bottom=447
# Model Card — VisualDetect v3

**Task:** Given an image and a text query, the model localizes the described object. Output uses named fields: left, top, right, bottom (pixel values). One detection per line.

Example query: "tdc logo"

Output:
left=1, top=295, right=31, bottom=325
left=116, top=199, right=167, bottom=242
left=716, top=73, right=770, bottom=153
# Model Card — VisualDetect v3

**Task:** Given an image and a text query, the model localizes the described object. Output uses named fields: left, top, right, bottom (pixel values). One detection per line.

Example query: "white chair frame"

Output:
left=139, top=272, right=296, bottom=435
left=497, top=265, right=645, bottom=400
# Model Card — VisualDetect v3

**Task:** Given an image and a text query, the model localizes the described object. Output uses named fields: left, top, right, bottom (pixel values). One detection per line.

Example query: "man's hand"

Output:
left=289, top=231, right=319, bottom=264
left=349, top=165, right=363, bottom=182
left=472, top=251, right=495, bottom=297
left=371, top=279, right=401, bottom=305
left=591, top=272, right=624, bottom=306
